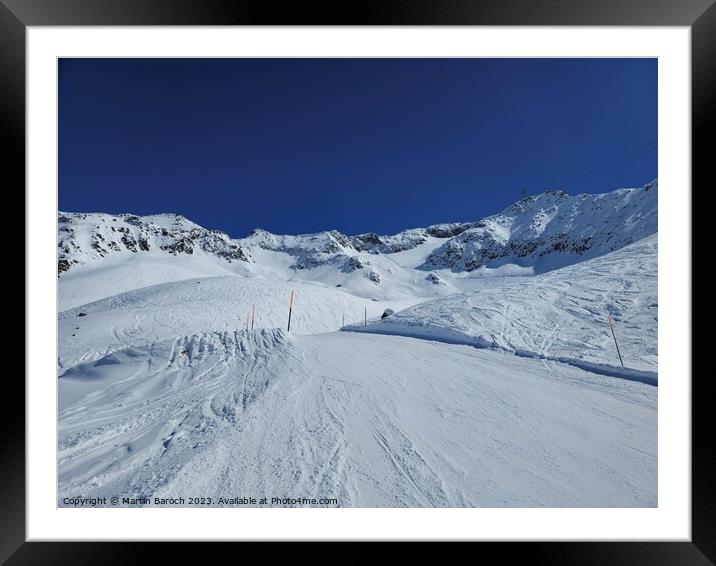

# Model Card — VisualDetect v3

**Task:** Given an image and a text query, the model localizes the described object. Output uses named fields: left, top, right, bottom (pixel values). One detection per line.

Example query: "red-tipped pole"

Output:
left=287, top=290, right=295, bottom=332
left=608, top=315, right=624, bottom=367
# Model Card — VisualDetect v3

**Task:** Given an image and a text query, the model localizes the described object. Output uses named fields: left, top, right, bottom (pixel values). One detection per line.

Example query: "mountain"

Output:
left=420, top=180, right=657, bottom=272
left=58, top=235, right=658, bottom=508
left=59, top=180, right=657, bottom=281
left=56, top=179, right=659, bottom=508
left=58, top=211, right=252, bottom=275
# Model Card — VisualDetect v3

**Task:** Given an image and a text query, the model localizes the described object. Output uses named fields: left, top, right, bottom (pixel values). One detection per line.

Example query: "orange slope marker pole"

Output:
left=287, top=290, right=295, bottom=332
left=608, top=315, right=624, bottom=367
left=251, top=304, right=256, bottom=330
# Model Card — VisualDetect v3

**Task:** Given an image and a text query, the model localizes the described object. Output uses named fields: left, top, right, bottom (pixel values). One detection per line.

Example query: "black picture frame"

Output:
left=5, top=0, right=709, bottom=561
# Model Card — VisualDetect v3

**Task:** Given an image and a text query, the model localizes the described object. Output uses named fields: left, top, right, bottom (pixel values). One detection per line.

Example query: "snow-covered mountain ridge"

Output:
left=421, top=180, right=657, bottom=272
left=59, top=179, right=656, bottom=279
left=58, top=212, right=251, bottom=274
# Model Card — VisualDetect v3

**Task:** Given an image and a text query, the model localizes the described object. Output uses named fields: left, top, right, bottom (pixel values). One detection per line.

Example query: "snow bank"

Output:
left=59, top=328, right=291, bottom=411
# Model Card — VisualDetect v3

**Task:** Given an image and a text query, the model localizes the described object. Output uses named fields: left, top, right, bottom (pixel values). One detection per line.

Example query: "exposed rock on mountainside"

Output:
left=58, top=212, right=251, bottom=275
left=58, top=180, right=656, bottom=278
left=419, top=181, right=657, bottom=272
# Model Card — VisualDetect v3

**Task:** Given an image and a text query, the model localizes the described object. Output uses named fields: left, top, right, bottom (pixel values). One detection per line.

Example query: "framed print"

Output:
left=5, top=0, right=710, bottom=562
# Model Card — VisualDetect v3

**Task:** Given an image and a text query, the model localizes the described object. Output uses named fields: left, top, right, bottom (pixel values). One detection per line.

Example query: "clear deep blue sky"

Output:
left=59, top=58, right=657, bottom=237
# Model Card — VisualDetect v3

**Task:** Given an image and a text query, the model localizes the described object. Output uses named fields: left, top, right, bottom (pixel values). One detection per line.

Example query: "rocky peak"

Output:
left=58, top=211, right=252, bottom=275
left=419, top=180, right=657, bottom=273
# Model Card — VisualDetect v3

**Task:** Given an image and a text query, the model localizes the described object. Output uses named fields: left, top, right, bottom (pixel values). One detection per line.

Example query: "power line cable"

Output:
left=562, top=140, right=657, bottom=189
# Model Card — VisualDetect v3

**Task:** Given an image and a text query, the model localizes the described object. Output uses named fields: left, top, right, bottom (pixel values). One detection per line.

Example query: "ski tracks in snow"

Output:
left=59, top=326, right=657, bottom=507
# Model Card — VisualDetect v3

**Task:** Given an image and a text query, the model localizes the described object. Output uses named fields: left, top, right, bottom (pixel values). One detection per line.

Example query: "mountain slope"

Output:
left=346, top=233, right=658, bottom=374
left=58, top=180, right=657, bottom=285
left=58, top=275, right=422, bottom=370
left=58, top=211, right=252, bottom=276
left=420, top=180, right=657, bottom=272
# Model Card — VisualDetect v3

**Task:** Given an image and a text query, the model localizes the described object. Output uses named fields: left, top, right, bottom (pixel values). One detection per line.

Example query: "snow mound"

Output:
left=58, top=275, right=422, bottom=369
left=59, top=328, right=293, bottom=414
left=58, top=329, right=297, bottom=498
left=60, top=327, right=290, bottom=385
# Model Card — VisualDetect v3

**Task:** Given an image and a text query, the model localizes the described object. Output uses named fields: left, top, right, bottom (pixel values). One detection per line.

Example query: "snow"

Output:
left=345, top=234, right=658, bottom=375
left=421, top=180, right=657, bottom=272
left=59, top=275, right=420, bottom=370
left=57, top=181, right=658, bottom=507
left=58, top=254, right=239, bottom=310
left=59, top=331, right=656, bottom=507
left=386, top=236, right=451, bottom=268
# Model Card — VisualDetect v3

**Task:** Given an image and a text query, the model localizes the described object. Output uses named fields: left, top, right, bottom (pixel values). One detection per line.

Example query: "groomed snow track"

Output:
left=59, top=328, right=657, bottom=508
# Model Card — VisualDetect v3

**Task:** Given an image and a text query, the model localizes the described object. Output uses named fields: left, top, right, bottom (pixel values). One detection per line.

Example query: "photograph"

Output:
left=57, top=57, right=658, bottom=509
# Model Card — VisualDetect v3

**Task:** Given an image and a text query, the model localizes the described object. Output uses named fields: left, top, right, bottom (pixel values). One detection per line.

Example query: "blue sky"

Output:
left=59, top=58, right=657, bottom=236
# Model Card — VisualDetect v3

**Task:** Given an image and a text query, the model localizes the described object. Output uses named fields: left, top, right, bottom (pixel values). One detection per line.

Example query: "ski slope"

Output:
left=346, top=234, right=658, bottom=377
left=58, top=253, right=241, bottom=310
left=59, top=330, right=656, bottom=507
left=58, top=275, right=420, bottom=370
left=57, top=187, right=658, bottom=508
